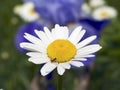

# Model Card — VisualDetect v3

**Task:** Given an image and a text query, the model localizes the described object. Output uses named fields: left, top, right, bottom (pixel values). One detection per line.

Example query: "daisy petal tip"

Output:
left=57, top=66, right=65, bottom=75
left=55, top=24, right=60, bottom=28
left=75, top=26, right=83, bottom=32
left=28, top=58, right=36, bottom=64
left=23, top=35, right=27, bottom=39
left=97, top=45, right=102, bottom=49
left=26, top=53, right=29, bottom=56
left=44, top=26, right=47, bottom=30
left=40, top=69, right=48, bottom=76
left=82, top=29, right=86, bottom=32
left=67, top=66, right=71, bottom=69
left=34, top=29, right=39, bottom=33
left=93, top=35, right=97, bottom=39
left=24, top=32, right=28, bottom=35
left=20, top=43, right=24, bottom=48
left=23, top=32, right=28, bottom=37
left=28, top=59, right=32, bottom=63
left=34, top=29, right=41, bottom=35
left=79, top=63, right=84, bottom=67
left=40, top=69, right=45, bottom=76
left=78, top=63, right=84, bottom=67
left=99, top=46, right=102, bottom=49
left=81, top=63, right=84, bottom=67
left=58, top=73, right=64, bottom=76
left=58, top=70, right=64, bottom=75
left=55, top=24, right=59, bottom=26
left=40, top=72, right=46, bottom=76
left=78, top=26, right=83, bottom=30
left=41, top=74, right=46, bottom=76
left=81, top=30, right=86, bottom=35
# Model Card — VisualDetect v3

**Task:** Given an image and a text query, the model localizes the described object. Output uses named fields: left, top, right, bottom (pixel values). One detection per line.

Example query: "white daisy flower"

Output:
left=92, top=6, right=117, bottom=20
left=14, top=2, right=39, bottom=22
left=89, top=0, right=105, bottom=8
left=20, top=24, right=102, bottom=76
left=82, top=3, right=91, bottom=14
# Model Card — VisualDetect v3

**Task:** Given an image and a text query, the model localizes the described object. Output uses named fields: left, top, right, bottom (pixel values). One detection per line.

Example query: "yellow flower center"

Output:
left=47, top=39, right=77, bottom=63
left=101, top=11, right=108, bottom=18
left=29, top=8, right=36, bottom=15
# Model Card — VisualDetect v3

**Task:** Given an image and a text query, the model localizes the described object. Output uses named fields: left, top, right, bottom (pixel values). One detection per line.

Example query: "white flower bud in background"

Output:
left=92, top=6, right=117, bottom=20
left=89, top=0, right=105, bottom=8
left=82, top=3, right=91, bottom=14
left=13, top=2, right=40, bottom=22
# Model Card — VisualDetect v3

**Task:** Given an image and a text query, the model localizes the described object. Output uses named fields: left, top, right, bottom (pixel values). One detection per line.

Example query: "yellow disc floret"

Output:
left=29, top=8, right=36, bottom=15
left=101, top=11, right=109, bottom=18
left=47, top=39, right=77, bottom=63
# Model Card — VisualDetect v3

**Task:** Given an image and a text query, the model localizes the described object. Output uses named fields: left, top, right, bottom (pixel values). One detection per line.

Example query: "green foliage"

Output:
left=89, top=20, right=120, bottom=90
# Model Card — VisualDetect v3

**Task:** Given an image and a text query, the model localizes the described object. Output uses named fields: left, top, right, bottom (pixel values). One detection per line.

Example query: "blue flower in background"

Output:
left=15, top=22, right=44, bottom=52
left=79, top=18, right=109, bottom=32
left=23, top=0, right=83, bottom=25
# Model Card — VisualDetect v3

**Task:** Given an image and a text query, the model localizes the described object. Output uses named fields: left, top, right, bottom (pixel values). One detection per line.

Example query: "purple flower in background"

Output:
left=23, top=0, right=83, bottom=25
left=15, top=22, right=44, bottom=52
left=79, top=18, right=109, bottom=32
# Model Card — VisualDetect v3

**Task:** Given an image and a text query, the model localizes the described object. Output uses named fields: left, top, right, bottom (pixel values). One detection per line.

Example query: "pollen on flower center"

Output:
left=29, top=8, right=36, bottom=14
left=47, top=39, right=77, bottom=63
left=101, top=12, right=108, bottom=17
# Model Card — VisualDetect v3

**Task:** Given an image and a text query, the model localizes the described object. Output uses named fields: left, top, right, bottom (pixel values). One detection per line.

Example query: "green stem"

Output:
left=57, top=75, right=63, bottom=90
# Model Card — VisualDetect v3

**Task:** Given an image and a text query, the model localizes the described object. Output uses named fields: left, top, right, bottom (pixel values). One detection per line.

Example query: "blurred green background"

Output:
left=0, top=0, right=120, bottom=90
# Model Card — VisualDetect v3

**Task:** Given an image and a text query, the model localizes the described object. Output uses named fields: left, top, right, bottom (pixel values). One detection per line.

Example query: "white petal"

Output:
left=70, top=61, right=84, bottom=67
left=28, top=57, right=49, bottom=64
left=75, top=54, right=95, bottom=58
left=77, top=44, right=102, bottom=56
left=26, top=52, right=48, bottom=58
left=68, top=26, right=82, bottom=44
left=59, top=63, right=71, bottom=69
left=72, top=58, right=87, bottom=61
left=44, top=27, right=54, bottom=42
left=57, top=65, right=65, bottom=75
left=92, top=6, right=117, bottom=20
left=40, top=62, right=57, bottom=76
left=24, top=33, right=44, bottom=46
left=34, top=30, right=50, bottom=47
left=51, top=28, right=55, bottom=37
left=53, top=24, right=69, bottom=39
left=20, top=42, right=45, bottom=52
left=74, top=30, right=86, bottom=44
left=77, top=35, right=97, bottom=49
